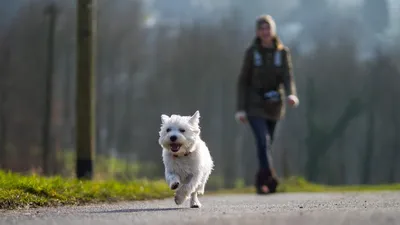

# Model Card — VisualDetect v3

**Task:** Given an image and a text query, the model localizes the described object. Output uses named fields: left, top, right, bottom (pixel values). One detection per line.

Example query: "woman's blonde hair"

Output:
left=256, top=15, right=277, bottom=36
left=255, top=14, right=283, bottom=50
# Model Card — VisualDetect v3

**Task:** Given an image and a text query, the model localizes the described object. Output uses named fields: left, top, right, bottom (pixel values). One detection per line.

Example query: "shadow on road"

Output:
left=91, top=207, right=186, bottom=214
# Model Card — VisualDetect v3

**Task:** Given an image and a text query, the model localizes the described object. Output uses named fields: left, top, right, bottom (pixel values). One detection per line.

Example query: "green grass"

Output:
left=0, top=170, right=173, bottom=210
left=212, top=176, right=400, bottom=194
left=2, top=171, right=400, bottom=210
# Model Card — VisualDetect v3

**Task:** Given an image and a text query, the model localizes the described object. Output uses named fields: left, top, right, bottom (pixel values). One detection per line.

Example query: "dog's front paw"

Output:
left=174, top=194, right=187, bottom=205
left=170, top=182, right=180, bottom=190
left=190, top=202, right=202, bottom=208
left=190, top=197, right=202, bottom=208
left=190, top=192, right=202, bottom=208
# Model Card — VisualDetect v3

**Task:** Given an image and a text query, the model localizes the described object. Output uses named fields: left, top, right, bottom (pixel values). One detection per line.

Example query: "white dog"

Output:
left=158, top=110, right=214, bottom=208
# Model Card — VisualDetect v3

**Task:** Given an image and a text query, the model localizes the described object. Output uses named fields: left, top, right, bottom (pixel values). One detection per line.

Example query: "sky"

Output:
left=0, top=0, right=398, bottom=58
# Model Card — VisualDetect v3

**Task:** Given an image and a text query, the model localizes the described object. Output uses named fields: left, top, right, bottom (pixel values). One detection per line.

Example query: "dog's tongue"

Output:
left=170, top=143, right=181, bottom=152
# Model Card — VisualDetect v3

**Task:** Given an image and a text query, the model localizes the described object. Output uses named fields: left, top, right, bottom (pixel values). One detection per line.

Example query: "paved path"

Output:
left=1, top=192, right=400, bottom=225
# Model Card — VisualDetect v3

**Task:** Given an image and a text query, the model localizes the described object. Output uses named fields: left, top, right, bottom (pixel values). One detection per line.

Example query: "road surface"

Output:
left=1, top=192, right=400, bottom=225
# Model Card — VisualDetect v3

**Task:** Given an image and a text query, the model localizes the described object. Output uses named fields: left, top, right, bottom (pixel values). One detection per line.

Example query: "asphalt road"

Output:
left=1, top=192, right=400, bottom=225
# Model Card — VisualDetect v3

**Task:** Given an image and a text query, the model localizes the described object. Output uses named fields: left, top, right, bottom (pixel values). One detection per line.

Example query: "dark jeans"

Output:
left=247, top=116, right=277, bottom=170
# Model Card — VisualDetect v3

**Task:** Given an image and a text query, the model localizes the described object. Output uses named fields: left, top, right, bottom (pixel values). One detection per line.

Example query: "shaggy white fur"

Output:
left=158, top=110, right=214, bottom=208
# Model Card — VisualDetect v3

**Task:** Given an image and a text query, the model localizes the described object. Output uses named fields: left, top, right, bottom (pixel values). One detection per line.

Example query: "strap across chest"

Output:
left=253, top=49, right=283, bottom=67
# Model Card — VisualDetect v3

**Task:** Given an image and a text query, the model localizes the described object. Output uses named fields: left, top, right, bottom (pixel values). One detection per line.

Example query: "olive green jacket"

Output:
left=236, top=37, right=298, bottom=120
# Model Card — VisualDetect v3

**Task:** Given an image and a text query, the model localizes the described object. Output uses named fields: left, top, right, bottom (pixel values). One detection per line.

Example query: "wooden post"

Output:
left=43, top=2, right=57, bottom=175
left=76, top=0, right=96, bottom=179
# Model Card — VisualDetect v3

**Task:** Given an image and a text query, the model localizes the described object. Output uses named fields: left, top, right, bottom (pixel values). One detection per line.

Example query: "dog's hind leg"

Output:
left=189, top=192, right=201, bottom=208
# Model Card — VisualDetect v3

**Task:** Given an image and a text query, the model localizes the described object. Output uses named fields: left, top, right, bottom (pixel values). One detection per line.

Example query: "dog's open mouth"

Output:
left=169, top=143, right=182, bottom=152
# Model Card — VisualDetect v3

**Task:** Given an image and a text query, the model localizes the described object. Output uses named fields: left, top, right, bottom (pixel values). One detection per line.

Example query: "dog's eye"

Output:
left=166, top=128, right=171, bottom=132
left=179, top=129, right=185, bottom=133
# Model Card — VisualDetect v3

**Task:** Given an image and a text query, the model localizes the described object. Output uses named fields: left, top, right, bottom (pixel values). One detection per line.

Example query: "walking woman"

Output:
left=235, top=15, right=299, bottom=194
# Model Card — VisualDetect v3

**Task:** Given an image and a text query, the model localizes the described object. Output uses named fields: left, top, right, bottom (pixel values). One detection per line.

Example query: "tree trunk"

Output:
left=0, top=47, right=10, bottom=169
left=305, top=77, right=364, bottom=182
left=389, top=97, right=400, bottom=182
left=361, top=107, right=374, bottom=184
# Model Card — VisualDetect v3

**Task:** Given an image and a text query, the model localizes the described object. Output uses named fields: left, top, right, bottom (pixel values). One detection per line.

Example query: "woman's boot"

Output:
left=255, top=168, right=279, bottom=194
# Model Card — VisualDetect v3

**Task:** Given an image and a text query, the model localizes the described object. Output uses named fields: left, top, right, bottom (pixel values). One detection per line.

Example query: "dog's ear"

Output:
left=189, top=110, right=200, bottom=125
left=161, top=114, right=169, bottom=124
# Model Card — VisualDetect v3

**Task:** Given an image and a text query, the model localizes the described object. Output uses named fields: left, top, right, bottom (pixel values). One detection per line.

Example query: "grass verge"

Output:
left=212, top=176, right=400, bottom=194
left=2, top=171, right=400, bottom=210
left=0, top=170, right=173, bottom=210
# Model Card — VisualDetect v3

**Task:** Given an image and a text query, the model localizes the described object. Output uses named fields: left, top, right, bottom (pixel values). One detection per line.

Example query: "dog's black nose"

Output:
left=170, top=135, right=177, bottom=142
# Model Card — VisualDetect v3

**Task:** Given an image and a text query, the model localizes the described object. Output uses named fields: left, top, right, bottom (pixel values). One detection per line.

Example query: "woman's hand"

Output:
left=235, top=111, right=247, bottom=123
left=287, top=95, right=299, bottom=108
